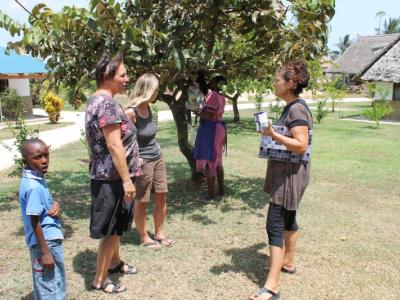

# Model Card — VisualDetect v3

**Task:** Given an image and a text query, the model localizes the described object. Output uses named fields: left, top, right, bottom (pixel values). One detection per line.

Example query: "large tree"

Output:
left=0, top=0, right=335, bottom=179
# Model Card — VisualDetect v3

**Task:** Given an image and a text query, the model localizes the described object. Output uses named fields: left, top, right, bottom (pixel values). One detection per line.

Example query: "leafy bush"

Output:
left=270, top=99, right=283, bottom=119
left=0, top=89, right=24, bottom=121
left=363, top=101, right=394, bottom=128
left=316, top=99, right=329, bottom=123
left=323, top=76, right=347, bottom=112
left=151, top=104, right=159, bottom=125
left=1, top=115, right=39, bottom=177
left=43, top=92, right=64, bottom=123
left=255, top=95, right=263, bottom=112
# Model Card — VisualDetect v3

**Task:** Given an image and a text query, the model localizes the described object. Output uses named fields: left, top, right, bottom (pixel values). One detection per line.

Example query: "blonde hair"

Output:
left=130, top=73, right=159, bottom=107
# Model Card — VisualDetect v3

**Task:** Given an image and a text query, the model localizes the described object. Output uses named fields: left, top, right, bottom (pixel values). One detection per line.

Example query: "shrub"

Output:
left=255, top=94, right=263, bottom=112
left=363, top=101, right=394, bottom=128
left=270, top=99, right=283, bottom=119
left=43, top=92, right=64, bottom=123
left=323, top=76, right=346, bottom=113
left=151, top=104, right=159, bottom=125
left=316, top=99, right=329, bottom=123
left=0, top=89, right=24, bottom=121
left=1, top=115, right=39, bottom=177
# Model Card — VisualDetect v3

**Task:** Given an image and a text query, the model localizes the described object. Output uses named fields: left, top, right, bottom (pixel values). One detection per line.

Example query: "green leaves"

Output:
left=125, top=27, right=142, bottom=43
left=173, top=49, right=186, bottom=71
left=0, top=0, right=335, bottom=108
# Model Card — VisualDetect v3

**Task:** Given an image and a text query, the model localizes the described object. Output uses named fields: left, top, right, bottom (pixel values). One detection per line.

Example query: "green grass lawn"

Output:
left=0, top=122, right=74, bottom=141
left=0, top=112, right=399, bottom=299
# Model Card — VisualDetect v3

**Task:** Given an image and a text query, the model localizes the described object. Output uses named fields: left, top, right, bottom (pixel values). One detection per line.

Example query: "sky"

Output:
left=0, top=0, right=399, bottom=51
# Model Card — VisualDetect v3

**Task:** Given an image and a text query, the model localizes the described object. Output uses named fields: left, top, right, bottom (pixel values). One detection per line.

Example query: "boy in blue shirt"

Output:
left=19, top=138, right=66, bottom=299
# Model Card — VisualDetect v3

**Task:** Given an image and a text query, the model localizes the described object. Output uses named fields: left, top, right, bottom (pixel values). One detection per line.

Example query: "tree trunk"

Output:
left=232, top=93, right=240, bottom=123
left=163, top=83, right=203, bottom=181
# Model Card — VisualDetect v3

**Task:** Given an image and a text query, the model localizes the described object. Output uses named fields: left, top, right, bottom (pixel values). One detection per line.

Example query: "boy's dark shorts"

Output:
left=266, top=203, right=299, bottom=247
left=90, top=178, right=135, bottom=239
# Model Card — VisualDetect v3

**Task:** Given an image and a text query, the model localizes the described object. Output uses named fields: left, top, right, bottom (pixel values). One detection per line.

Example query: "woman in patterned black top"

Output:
left=250, top=61, right=313, bottom=300
left=85, top=54, right=141, bottom=294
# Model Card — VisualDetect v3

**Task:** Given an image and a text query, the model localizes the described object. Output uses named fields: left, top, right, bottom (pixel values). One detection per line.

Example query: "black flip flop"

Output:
left=108, top=260, right=138, bottom=274
left=252, top=287, right=280, bottom=300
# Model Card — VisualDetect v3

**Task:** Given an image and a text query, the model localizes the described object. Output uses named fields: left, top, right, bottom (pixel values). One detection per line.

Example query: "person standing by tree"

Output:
left=85, top=53, right=141, bottom=294
left=250, top=61, right=313, bottom=300
left=125, top=73, right=173, bottom=249
left=194, top=75, right=227, bottom=202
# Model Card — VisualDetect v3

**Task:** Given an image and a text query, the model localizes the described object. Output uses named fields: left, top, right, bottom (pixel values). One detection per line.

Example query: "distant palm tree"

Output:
left=383, top=17, right=400, bottom=34
left=336, top=34, right=352, bottom=54
left=375, top=11, right=386, bottom=34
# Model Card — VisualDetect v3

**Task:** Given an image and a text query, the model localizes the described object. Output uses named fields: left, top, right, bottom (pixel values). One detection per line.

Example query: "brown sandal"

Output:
left=92, top=278, right=127, bottom=294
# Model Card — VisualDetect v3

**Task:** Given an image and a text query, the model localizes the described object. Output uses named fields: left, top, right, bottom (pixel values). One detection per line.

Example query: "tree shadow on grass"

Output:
left=210, top=242, right=269, bottom=286
left=160, top=162, right=268, bottom=218
left=72, top=249, right=97, bottom=290
left=225, top=118, right=259, bottom=137
left=188, top=213, right=218, bottom=225
left=21, top=291, right=34, bottom=300
left=47, top=170, right=91, bottom=220
left=0, top=191, right=18, bottom=212
left=14, top=220, right=74, bottom=240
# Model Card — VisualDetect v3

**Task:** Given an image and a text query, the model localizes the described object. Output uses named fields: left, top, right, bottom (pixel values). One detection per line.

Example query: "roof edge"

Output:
left=356, top=35, right=400, bottom=79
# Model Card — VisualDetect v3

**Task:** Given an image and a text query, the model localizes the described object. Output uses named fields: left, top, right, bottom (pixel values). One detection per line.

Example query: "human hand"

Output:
left=48, top=200, right=61, bottom=218
left=262, top=120, right=274, bottom=137
left=139, top=158, right=145, bottom=166
left=42, top=252, right=55, bottom=269
left=123, top=179, right=136, bottom=203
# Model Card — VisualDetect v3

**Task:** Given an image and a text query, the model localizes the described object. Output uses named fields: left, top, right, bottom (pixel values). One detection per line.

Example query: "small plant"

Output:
left=315, top=99, right=329, bottom=123
left=43, top=92, right=64, bottom=123
left=324, top=76, right=347, bottom=113
left=363, top=101, right=394, bottom=128
left=0, top=89, right=24, bottom=121
left=1, top=115, right=39, bottom=177
left=255, top=94, right=263, bottom=112
left=38, top=79, right=51, bottom=104
left=151, top=104, right=159, bottom=125
left=270, top=99, right=283, bottom=119
left=80, top=127, right=91, bottom=158
left=363, top=82, right=376, bottom=106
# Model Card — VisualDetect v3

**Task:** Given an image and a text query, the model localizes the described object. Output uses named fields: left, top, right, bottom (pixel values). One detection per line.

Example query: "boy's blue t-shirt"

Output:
left=19, top=169, right=63, bottom=248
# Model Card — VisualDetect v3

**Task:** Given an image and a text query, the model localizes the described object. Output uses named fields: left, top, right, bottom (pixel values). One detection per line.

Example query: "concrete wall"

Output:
left=8, top=78, right=30, bottom=96
left=375, top=81, right=393, bottom=100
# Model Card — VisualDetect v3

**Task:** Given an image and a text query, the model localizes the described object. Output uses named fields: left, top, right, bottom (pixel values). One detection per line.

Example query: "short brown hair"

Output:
left=95, top=53, right=124, bottom=87
left=280, top=61, right=309, bottom=95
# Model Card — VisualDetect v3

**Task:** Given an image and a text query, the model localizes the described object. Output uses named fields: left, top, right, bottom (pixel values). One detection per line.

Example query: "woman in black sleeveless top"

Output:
left=125, top=73, right=173, bottom=250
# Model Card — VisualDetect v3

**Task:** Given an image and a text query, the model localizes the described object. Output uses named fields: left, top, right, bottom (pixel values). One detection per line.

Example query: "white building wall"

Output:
left=8, top=78, right=30, bottom=96
left=375, top=81, right=393, bottom=100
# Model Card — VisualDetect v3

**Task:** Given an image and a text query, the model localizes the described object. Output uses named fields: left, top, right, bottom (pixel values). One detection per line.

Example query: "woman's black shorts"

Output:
left=90, top=179, right=135, bottom=239
left=266, top=203, right=299, bottom=247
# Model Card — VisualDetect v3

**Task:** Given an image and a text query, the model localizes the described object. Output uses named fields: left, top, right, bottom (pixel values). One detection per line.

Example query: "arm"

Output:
left=199, top=109, right=214, bottom=120
left=102, top=124, right=136, bottom=202
left=31, top=215, right=55, bottom=269
left=48, top=199, right=61, bottom=218
left=263, top=123, right=309, bottom=154
left=125, top=107, right=136, bottom=124
left=200, top=92, right=218, bottom=120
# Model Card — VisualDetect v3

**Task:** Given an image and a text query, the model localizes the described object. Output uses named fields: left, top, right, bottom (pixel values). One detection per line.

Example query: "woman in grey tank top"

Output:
left=125, top=73, right=173, bottom=249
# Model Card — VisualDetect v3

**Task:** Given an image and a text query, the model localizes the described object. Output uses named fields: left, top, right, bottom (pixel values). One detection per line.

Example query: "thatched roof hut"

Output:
left=327, top=34, right=400, bottom=76
left=359, top=38, right=400, bottom=83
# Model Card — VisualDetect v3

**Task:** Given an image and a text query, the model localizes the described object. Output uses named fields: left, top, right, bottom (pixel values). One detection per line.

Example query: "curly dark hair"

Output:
left=280, top=61, right=310, bottom=95
left=95, top=53, right=124, bottom=87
